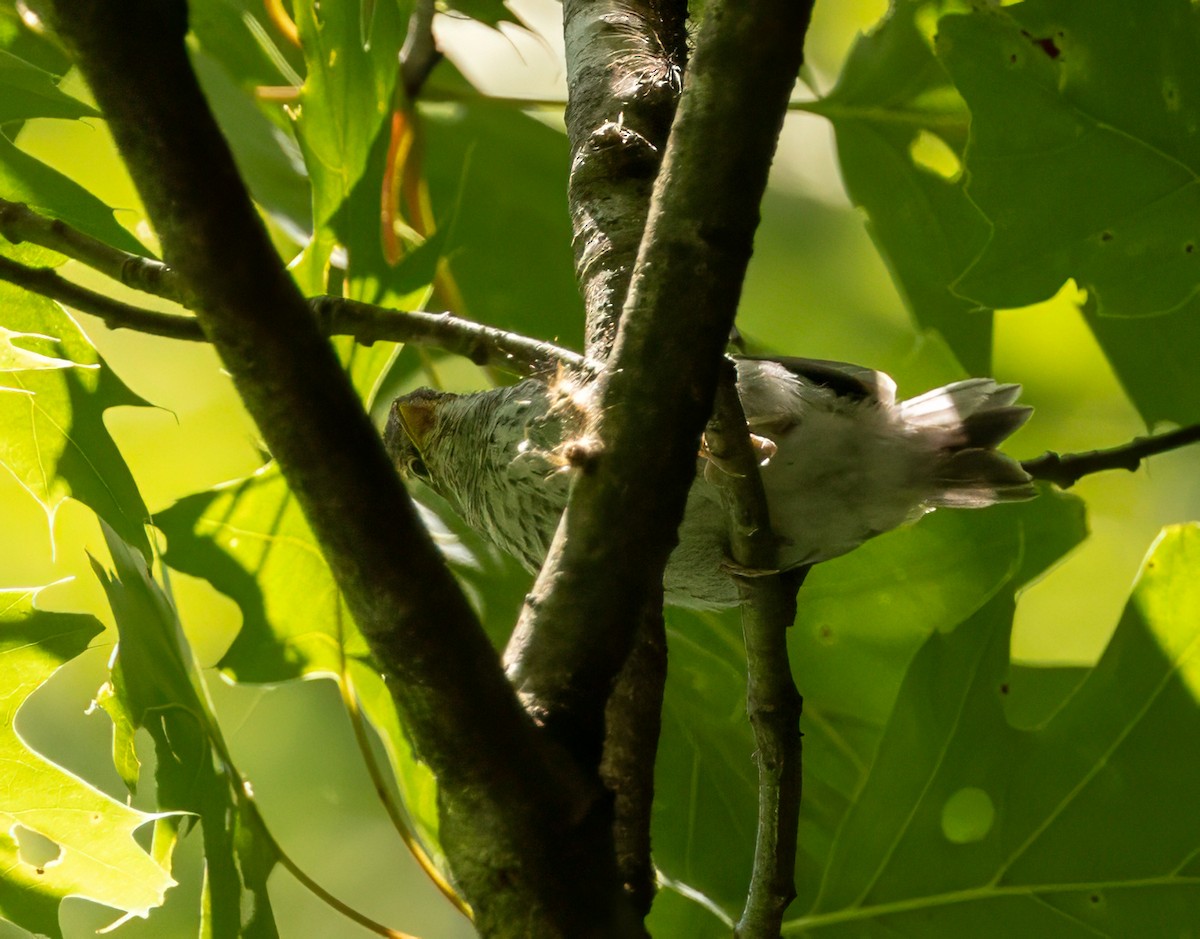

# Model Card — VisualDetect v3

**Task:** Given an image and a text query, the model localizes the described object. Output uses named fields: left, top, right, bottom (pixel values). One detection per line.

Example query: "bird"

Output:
left=384, top=356, right=1036, bottom=609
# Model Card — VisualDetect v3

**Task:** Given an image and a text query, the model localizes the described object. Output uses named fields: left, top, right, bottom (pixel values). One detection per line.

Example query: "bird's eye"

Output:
left=408, top=456, right=430, bottom=480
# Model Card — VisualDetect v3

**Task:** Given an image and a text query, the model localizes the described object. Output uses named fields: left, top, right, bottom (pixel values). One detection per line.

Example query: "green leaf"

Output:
left=813, top=0, right=993, bottom=373
left=1082, top=295, right=1200, bottom=426
left=653, top=490, right=1087, bottom=919
left=192, top=47, right=312, bottom=237
left=0, top=323, right=76, bottom=370
left=189, top=0, right=305, bottom=90
left=0, top=5, right=71, bottom=74
left=0, top=586, right=173, bottom=939
left=92, top=522, right=280, bottom=938
left=784, top=524, right=1200, bottom=934
left=939, top=0, right=1200, bottom=320
left=0, top=132, right=147, bottom=256
left=0, top=286, right=152, bottom=557
left=441, top=0, right=524, bottom=31
left=156, top=463, right=361, bottom=681
left=0, top=48, right=98, bottom=122
left=420, top=100, right=584, bottom=350
left=654, top=608, right=758, bottom=913
left=291, top=0, right=408, bottom=232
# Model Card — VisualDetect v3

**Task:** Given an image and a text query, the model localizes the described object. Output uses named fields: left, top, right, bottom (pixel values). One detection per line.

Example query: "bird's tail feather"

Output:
left=900, top=379, right=1036, bottom=507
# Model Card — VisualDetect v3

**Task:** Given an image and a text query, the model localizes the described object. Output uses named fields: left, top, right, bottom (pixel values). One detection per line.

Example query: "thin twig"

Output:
left=0, top=254, right=200, bottom=338
left=0, top=197, right=183, bottom=302
left=400, top=0, right=441, bottom=101
left=705, top=363, right=803, bottom=938
left=0, top=254, right=594, bottom=378
left=336, top=622, right=473, bottom=921
left=1022, top=424, right=1200, bottom=488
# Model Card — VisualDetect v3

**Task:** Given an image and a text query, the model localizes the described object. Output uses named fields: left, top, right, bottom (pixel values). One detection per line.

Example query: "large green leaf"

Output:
left=0, top=132, right=147, bottom=256
left=192, top=47, right=312, bottom=237
left=811, top=0, right=993, bottom=373
left=156, top=464, right=361, bottom=681
left=419, top=101, right=584, bottom=351
left=291, top=0, right=407, bottom=232
left=92, top=523, right=279, bottom=938
left=189, top=0, right=306, bottom=91
left=0, top=48, right=98, bottom=122
left=0, top=287, right=151, bottom=557
left=154, top=464, right=528, bottom=865
left=0, top=586, right=172, bottom=939
left=652, top=490, right=1087, bottom=919
left=941, top=0, right=1200, bottom=320
left=1081, top=295, right=1200, bottom=427
left=783, top=524, right=1200, bottom=934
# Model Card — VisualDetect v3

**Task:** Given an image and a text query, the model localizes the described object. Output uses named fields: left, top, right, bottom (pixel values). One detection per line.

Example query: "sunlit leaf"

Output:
left=291, top=0, right=408, bottom=231
left=0, top=586, right=172, bottom=939
left=0, top=132, right=147, bottom=255
left=783, top=524, right=1200, bottom=934
left=0, top=287, right=151, bottom=557
left=92, top=523, right=279, bottom=938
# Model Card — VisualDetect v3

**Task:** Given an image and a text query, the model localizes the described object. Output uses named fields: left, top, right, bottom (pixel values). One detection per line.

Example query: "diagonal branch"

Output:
left=42, top=2, right=639, bottom=934
left=0, top=253, right=592, bottom=377
left=505, top=0, right=817, bottom=789
left=1022, top=424, right=1200, bottom=489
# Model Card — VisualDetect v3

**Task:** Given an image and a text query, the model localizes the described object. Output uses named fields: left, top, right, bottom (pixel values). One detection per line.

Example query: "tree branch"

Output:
left=0, top=253, right=593, bottom=377
left=599, top=605, right=667, bottom=915
left=1022, top=424, right=1200, bottom=489
left=0, top=196, right=184, bottom=302
left=43, top=3, right=638, bottom=934
left=399, top=0, right=441, bottom=101
left=505, top=0, right=816, bottom=784
left=705, top=365, right=804, bottom=938
left=562, top=0, right=688, bottom=360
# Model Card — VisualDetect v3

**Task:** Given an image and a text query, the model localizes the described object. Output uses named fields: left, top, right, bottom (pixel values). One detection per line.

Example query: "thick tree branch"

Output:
left=563, top=0, right=688, bottom=359
left=44, top=3, right=639, bottom=935
left=600, top=605, right=667, bottom=915
left=706, top=367, right=804, bottom=938
left=0, top=253, right=592, bottom=377
left=1022, top=424, right=1200, bottom=489
left=505, top=0, right=816, bottom=780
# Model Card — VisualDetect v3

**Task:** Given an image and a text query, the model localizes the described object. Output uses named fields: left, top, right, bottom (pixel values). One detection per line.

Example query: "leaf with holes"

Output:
left=941, top=0, right=1200, bottom=320
left=782, top=523, right=1200, bottom=935
left=0, top=586, right=172, bottom=939
left=650, top=490, right=1087, bottom=922
left=92, top=522, right=280, bottom=938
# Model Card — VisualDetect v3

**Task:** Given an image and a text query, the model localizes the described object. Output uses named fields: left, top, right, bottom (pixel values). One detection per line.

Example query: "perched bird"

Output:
left=384, top=357, right=1036, bottom=609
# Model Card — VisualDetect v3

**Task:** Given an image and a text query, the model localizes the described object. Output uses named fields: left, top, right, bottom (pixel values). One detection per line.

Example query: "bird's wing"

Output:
left=734, top=354, right=896, bottom=405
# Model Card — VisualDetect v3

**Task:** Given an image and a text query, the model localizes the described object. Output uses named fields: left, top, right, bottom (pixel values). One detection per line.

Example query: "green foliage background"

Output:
left=3, top=0, right=1200, bottom=936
